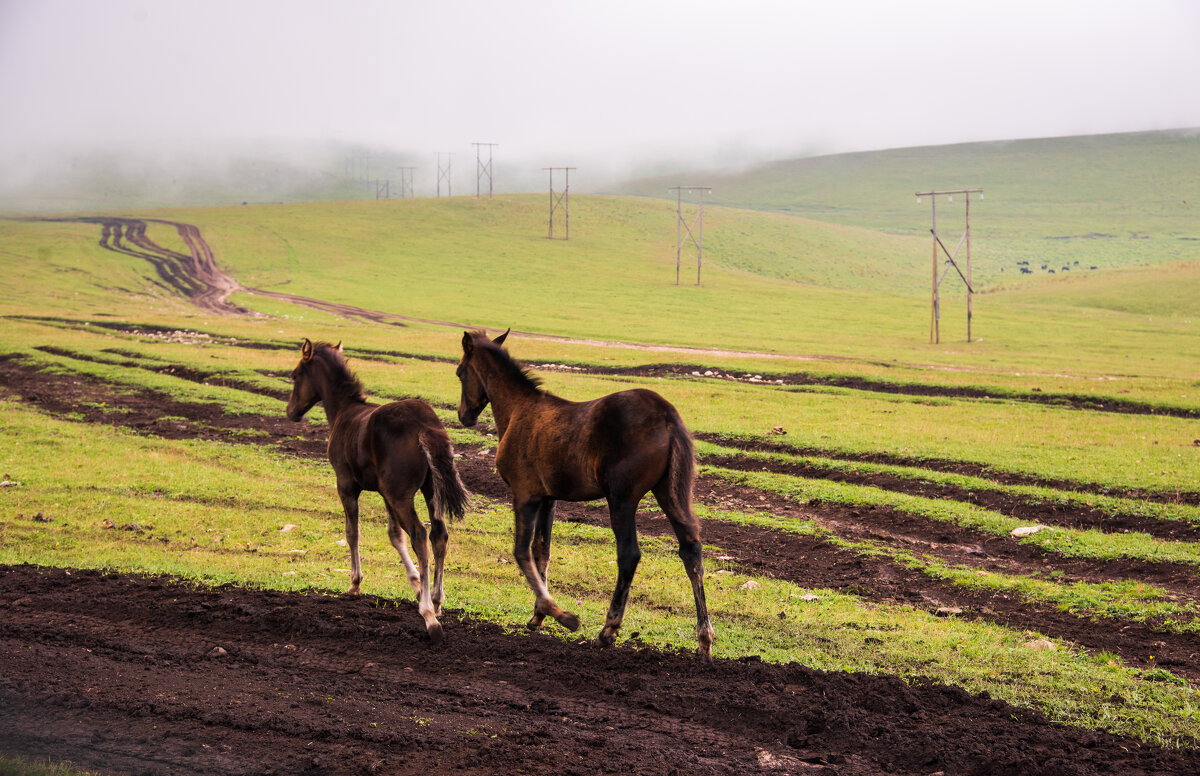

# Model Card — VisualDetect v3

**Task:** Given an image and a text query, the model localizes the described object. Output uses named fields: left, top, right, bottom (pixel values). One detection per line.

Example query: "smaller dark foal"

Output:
left=286, top=339, right=469, bottom=643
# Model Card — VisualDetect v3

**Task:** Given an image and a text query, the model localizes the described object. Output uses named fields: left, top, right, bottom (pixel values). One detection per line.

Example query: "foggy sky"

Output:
left=2, top=0, right=1199, bottom=180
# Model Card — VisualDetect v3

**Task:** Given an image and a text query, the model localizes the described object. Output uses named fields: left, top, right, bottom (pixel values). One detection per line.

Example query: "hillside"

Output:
left=617, top=130, right=1200, bottom=288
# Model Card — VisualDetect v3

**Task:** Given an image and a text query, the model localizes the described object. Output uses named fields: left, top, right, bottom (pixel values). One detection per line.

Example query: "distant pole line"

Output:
left=437, top=153, right=453, bottom=197
left=915, top=188, right=982, bottom=344
left=375, top=179, right=390, bottom=200
left=669, top=186, right=711, bottom=285
left=543, top=167, right=575, bottom=240
left=398, top=167, right=415, bottom=199
left=473, top=143, right=498, bottom=199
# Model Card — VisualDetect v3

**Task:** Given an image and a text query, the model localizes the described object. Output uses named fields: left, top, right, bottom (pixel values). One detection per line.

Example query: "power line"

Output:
left=669, top=186, right=711, bottom=285
left=915, top=188, right=983, bottom=343
left=437, top=153, right=453, bottom=197
left=543, top=167, right=575, bottom=239
left=473, top=143, right=498, bottom=199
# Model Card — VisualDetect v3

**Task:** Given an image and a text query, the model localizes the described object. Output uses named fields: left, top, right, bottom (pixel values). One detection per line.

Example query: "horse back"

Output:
left=500, top=388, right=685, bottom=502
left=329, top=398, right=441, bottom=493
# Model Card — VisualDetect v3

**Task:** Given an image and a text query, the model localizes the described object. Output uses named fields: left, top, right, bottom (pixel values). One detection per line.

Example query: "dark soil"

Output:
left=4, top=565, right=1199, bottom=776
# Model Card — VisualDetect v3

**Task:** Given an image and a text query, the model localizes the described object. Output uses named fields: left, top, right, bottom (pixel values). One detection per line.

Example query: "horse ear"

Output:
left=493, top=328, right=510, bottom=346
left=301, top=338, right=314, bottom=362
left=461, top=331, right=474, bottom=355
left=334, top=340, right=343, bottom=353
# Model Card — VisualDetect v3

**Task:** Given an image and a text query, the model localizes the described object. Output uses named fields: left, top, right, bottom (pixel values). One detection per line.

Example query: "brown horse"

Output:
left=287, top=339, right=469, bottom=643
left=456, top=330, right=714, bottom=659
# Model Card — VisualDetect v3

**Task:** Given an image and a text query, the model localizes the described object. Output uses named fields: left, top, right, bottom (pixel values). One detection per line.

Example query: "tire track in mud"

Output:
left=697, top=433, right=1200, bottom=508
left=6, top=566, right=1198, bottom=776
left=37, top=217, right=445, bottom=326
left=3, top=354, right=1199, bottom=680
left=700, top=452, right=1200, bottom=543
left=589, top=363, right=1200, bottom=420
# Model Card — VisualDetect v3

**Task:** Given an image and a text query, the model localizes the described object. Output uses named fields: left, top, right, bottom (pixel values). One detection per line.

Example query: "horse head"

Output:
left=286, top=338, right=342, bottom=421
left=456, top=329, right=508, bottom=427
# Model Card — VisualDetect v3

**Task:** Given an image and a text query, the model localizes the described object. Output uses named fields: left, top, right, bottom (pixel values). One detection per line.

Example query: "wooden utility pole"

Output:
left=544, top=167, right=575, bottom=239
left=669, top=186, right=711, bottom=285
left=398, top=167, right=415, bottom=199
left=473, top=143, right=498, bottom=199
left=916, top=188, right=982, bottom=343
left=437, top=153, right=452, bottom=197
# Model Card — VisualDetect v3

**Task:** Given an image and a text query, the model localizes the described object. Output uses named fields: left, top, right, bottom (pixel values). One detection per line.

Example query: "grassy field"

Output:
left=2, top=132, right=1200, bottom=751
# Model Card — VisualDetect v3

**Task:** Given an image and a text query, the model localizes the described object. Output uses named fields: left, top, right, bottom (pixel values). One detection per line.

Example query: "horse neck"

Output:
left=479, top=352, right=539, bottom=439
left=313, top=357, right=365, bottom=425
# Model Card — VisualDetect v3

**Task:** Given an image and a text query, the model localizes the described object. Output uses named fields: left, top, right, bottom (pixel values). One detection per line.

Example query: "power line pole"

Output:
left=375, top=179, right=390, bottom=200
left=669, top=186, right=711, bottom=285
left=543, top=167, right=575, bottom=239
left=473, top=142, right=498, bottom=199
left=437, top=153, right=452, bottom=197
left=398, top=167, right=415, bottom=199
left=915, top=188, right=982, bottom=343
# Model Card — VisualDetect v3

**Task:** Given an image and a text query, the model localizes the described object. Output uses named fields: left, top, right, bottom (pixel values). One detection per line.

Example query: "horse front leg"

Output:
left=599, top=497, right=641, bottom=647
left=513, top=498, right=578, bottom=632
left=338, top=486, right=364, bottom=595
left=525, top=499, right=556, bottom=630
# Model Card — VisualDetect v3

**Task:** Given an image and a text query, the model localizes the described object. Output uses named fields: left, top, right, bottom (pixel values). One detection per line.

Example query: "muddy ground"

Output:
left=4, top=563, right=1198, bottom=776
left=3, top=354, right=1200, bottom=775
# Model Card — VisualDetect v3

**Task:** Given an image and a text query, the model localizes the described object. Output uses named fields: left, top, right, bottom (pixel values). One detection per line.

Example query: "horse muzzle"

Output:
left=458, top=403, right=481, bottom=428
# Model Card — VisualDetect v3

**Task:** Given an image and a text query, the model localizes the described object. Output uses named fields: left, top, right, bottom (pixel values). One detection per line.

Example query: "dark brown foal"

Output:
left=455, top=329, right=714, bottom=659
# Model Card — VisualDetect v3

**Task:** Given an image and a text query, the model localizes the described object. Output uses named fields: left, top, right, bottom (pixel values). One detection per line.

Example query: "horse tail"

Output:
left=661, top=408, right=697, bottom=520
left=419, top=427, right=470, bottom=522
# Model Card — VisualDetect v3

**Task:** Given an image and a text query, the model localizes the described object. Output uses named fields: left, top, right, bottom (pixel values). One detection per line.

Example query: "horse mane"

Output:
left=311, top=342, right=367, bottom=402
left=469, top=331, right=543, bottom=393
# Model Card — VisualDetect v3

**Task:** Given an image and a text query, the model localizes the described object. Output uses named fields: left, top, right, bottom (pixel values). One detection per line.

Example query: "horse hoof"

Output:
left=557, top=611, right=580, bottom=632
left=526, top=615, right=544, bottom=631
left=427, top=622, right=444, bottom=646
left=697, top=627, right=715, bottom=663
left=346, top=585, right=361, bottom=596
left=597, top=628, right=616, bottom=647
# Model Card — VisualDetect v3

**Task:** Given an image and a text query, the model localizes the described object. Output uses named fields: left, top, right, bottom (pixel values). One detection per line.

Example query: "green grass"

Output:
left=3, top=400, right=1198, bottom=747
left=0, top=756, right=99, bottom=776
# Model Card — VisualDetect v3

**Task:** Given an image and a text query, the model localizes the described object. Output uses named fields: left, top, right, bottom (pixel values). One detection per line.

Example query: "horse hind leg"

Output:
left=338, top=487, right=364, bottom=595
left=513, top=498, right=578, bottom=632
left=653, top=484, right=715, bottom=661
left=385, top=502, right=423, bottom=597
left=385, top=495, right=443, bottom=645
left=421, top=479, right=450, bottom=616
left=599, top=497, right=641, bottom=647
